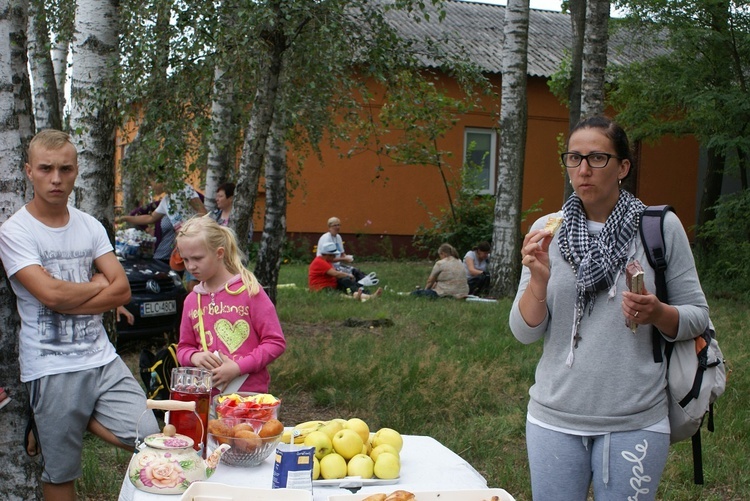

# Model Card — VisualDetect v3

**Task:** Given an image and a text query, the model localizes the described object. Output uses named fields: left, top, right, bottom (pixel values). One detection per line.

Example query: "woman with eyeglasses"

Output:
left=316, top=217, right=353, bottom=265
left=509, top=116, right=709, bottom=500
left=315, top=216, right=378, bottom=285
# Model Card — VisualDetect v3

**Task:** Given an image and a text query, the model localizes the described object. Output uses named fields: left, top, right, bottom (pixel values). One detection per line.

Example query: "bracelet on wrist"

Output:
left=528, top=284, right=546, bottom=303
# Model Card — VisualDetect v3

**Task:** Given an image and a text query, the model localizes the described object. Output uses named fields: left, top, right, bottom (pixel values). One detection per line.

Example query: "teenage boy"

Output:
left=0, top=129, right=158, bottom=501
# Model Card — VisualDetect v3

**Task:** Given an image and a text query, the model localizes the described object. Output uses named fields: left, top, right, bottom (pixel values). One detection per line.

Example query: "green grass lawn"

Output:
left=87, top=260, right=749, bottom=501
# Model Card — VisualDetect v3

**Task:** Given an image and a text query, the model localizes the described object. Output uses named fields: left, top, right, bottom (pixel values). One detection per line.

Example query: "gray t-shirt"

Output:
left=463, top=250, right=489, bottom=279
left=316, top=232, right=344, bottom=257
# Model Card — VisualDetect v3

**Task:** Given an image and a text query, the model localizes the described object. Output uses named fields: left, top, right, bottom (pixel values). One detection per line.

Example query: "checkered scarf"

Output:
left=557, top=190, right=646, bottom=367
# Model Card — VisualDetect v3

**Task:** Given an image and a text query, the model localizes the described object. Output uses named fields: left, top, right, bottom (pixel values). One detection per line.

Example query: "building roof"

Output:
left=382, top=0, right=659, bottom=78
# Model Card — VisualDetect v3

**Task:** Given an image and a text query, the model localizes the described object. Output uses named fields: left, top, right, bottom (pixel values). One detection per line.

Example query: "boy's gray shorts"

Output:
left=27, top=357, right=159, bottom=484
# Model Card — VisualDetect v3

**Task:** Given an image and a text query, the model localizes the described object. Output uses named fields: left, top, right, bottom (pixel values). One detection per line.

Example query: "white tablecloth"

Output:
left=118, top=435, right=488, bottom=501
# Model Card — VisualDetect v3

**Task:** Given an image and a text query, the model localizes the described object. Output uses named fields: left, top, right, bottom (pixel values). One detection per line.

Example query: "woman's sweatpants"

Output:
left=526, top=421, right=670, bottom=501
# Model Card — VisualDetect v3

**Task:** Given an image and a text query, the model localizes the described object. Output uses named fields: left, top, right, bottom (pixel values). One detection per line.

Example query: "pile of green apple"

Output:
left=301, top=418, right=403, bottom=481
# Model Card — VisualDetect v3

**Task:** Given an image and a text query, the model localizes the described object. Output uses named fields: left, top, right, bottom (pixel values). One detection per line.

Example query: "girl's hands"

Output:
left=190, top=351, right=244, bottom=390
left=191, top=351, right=223, bottom=370
left=211, top=353, right=241, bottom=390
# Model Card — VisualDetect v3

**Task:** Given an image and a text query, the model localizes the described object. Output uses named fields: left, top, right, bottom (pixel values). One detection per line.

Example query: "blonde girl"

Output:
left=175, top=216, right=286, bottom=393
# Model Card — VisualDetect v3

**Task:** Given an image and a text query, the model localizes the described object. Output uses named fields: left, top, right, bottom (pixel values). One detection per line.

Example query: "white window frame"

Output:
left=463, top=127, right=497, bottom=195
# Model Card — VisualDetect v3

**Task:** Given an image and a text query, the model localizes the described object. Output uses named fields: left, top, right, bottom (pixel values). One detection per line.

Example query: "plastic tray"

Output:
left=327, top=488, right=515, bottom=501
left=313, top=477, right=399, bottom=488
left=180, top=482, right=312, bottom=501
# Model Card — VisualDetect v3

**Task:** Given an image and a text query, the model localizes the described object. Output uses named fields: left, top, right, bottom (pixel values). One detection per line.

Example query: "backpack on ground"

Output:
left=139, top=343, right=179, bottom=413
left=640, top=205, right=727, bottom=485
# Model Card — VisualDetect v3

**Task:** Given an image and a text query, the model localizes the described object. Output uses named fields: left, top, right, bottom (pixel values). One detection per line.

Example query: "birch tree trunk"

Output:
left=204, top=1, right=238, bottom=211
left=231, top=0, right=287, bottom=256
left=28, top=0, right=61, bottom=131
left=254, top=111, right=287, bottom=303
left=51, top=36, right=68, bottom=119
left=580, top=0, right=609, bottom=117
left=204, top=65, right=237, bottom=211
left=49, top=0, right=74, bottom=123
left=68, top=0, right=118, bottom=228
left=490, top=0, right=530, bottom=298
left=564, top=0, right=586, bottom=200
left=0, top=0, right=43, bottom=497
left=568, top=0, right=585, bottom=127
left=11, top=0, right=33, bottom=149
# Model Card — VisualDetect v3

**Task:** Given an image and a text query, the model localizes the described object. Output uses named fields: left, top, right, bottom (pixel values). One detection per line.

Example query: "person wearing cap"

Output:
left=315, top=216, right=379, bottom=286
left=308, top=242, right=360, bottom=293
left=308, top=243, right=383, bottom=300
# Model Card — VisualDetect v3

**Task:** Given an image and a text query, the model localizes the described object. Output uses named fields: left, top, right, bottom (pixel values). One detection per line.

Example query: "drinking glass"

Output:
left=170, top=367, right=211, bottom=456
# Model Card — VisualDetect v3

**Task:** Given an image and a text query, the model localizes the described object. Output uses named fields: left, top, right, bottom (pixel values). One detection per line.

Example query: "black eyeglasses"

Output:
left=561, top=152, right=621, bottom=169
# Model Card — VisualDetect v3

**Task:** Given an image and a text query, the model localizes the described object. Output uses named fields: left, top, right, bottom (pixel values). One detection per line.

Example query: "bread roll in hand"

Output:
left=544, top=216, right=563, bottom=235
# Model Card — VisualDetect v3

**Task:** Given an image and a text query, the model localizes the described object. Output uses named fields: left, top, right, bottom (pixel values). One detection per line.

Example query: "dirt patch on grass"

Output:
left=282, top=319, right=397, bottom=339
left=275, top=390, right=341, bottom=425
left=280, top=321, right=341, bottom=337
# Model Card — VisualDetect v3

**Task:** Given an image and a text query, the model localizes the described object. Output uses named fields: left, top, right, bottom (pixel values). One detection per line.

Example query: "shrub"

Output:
left=412, top=189, right=494, bottom=258
left=695, top=190, right=750, bottom=299
left=281, top=236, right=314, bottom=264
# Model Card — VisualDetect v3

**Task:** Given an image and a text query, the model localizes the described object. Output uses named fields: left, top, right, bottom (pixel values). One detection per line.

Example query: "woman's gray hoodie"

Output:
left=509, top=210, right=709, bottom=432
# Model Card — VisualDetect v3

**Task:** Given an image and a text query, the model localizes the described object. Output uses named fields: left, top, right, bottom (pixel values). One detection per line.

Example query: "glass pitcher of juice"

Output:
left=170, top=367, right=211, bottom=456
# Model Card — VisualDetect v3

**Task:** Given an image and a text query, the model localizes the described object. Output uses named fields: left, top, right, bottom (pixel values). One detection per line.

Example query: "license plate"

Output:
left=140, top=300, right=177, bottom=317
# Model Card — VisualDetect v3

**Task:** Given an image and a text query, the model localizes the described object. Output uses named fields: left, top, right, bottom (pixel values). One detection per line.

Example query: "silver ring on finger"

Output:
left=634, top=311, right=639, bottom=318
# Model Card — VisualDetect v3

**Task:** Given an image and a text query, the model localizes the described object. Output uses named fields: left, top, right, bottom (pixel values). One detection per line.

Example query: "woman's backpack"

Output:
left=640, top=205, right=727, bottom=484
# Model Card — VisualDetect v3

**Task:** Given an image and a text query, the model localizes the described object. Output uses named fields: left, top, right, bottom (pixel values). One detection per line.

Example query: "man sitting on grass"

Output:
left=308, top=242, right=382, bottom=301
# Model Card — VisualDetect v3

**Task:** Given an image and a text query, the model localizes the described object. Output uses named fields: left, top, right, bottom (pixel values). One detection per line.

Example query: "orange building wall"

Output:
left=116, top=73, right=702, bottom=254
left=636, top=135, right=700, bottom=236
left=285, top=75, right=580, bottom=243
left=521, top=77, right=571, bottom=228
left=284, top=74, right=503, bottom=240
